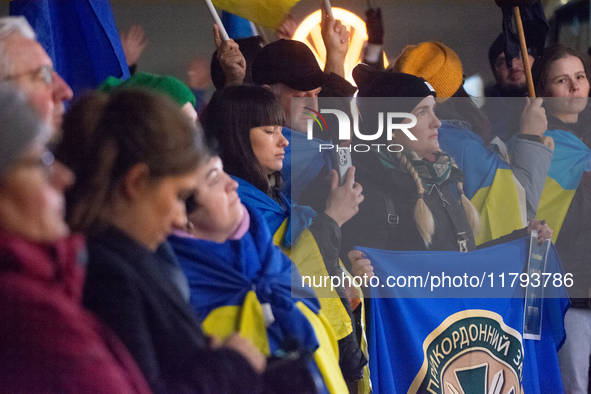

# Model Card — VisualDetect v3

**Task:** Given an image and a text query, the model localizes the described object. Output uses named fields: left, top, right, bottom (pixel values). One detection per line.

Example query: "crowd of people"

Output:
left=0, top=1, right=590, bottom=392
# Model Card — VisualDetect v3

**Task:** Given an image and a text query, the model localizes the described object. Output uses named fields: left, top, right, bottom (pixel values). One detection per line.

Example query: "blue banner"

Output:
left=10, top=0, right=130, bottom=96
left=359, top=238, right=569, bottom=393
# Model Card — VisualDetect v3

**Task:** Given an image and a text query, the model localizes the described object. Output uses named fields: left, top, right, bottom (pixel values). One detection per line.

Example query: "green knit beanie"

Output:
left=99, top=72, right=196, bottom=107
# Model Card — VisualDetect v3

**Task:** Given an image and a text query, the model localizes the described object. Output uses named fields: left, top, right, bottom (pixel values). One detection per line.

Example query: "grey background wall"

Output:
left=0, top=0, right=506, bottom=89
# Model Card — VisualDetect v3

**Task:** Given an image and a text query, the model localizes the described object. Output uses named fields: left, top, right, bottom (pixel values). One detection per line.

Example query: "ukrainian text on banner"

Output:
left=351, top=238, right=569, bottom=298
left=358, top=238, right=569, bottom=394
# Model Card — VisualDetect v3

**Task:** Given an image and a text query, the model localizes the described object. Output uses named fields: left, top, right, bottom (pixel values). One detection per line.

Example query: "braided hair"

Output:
left=396, top=152, right=480, bottom=248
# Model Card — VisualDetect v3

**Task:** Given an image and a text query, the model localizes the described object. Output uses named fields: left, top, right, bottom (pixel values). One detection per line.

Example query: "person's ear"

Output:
left=121, top=163, right=151, bottom=200
left=262, top=84, right=271, bottom=91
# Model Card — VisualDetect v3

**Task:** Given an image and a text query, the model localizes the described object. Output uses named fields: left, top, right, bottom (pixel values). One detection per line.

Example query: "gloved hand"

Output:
left=365, top=7, right=384, bottom=45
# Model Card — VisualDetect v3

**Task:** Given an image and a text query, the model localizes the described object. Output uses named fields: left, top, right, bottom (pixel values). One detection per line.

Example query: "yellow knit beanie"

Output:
left=393, top=42, right=463, bottom=102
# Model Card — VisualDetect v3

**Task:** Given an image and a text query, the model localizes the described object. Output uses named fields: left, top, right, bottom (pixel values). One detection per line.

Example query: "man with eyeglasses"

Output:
left=0, top=16, right=75, bottom=192
left=483, top=33, right=538, bottom=142
left=0, top=16, right=73, bottom=137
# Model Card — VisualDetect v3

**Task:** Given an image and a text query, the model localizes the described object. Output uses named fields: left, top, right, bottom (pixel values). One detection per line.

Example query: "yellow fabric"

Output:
left=202, top=289, right=348, bottom=393
left=274, top=219, right=370, bottom=392
left=211, top=0, right=301, bottom=30
left=297, top=302, right=349, bottom=394
left=273, top=219, right=353, bottom=340
left=272, top=218, right=289, bottom=248
left=201, top=291, right=271, bottom=356
left=537, top=176, right=577, bottom=243
left=355, top=285, right=372, bottom=394
left=393, top=41, right=463, bottom=101
left=471, top=168, right=526, bottom=245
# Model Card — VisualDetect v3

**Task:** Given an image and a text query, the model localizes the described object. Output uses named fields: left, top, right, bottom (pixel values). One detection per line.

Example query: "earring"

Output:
left=186, top=221, right=195, bottom=233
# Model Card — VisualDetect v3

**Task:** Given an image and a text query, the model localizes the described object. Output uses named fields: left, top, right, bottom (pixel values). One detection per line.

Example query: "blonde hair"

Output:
left=397, top=152, right=480, bottom=249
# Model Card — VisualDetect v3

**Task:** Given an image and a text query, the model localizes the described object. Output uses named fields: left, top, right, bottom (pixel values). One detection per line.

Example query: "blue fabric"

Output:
left=169, top=206, right=320, bottom=355
left=359, top=237, right=569, bottom=394
left=438, top=121, right=511, bottom=199
left=221, top=11, right=257, bottom=39
left=10, top=0, right=129, bottom=96
left=543, top=129, right=591, bottom=190
left=282, top=127, right=333, bottom=203
left=233, top=176, right=316, bottom=247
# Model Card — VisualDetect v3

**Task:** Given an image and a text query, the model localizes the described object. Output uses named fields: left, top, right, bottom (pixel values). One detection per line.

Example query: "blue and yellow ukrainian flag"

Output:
left=233, top=177, right=352, bottom=338
left=359, top=238, right=569, bottom=394
left=10, top=0, right=129, bottom=96
left=234, top=177, right=371, bottom=393
left=170, top=206, right=347, bottom=394
left=536, top=129, right=591, bottom=242
left=439, top=122, right=527, bottom=245
left=212, top=0, right=301, bottom=31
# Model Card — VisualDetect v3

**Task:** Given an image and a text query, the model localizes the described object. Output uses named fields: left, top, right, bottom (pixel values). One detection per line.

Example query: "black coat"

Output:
left=342, top=151, right=476, bottom=255
left=550, top=112, right=591, bottom=309
left=83, top=226, right=260, bottom=394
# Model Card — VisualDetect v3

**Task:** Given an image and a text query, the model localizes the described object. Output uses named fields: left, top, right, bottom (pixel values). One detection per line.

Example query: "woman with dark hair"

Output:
left=200, top=85, right=367, bottom=391
left=531, top=44, right=591, bottom=394
left=57, top=89, right=265, bottom=394
left=200, top=85, right=287, bottom=201
left=200, top=85, right=363, bottom=247
left=0, top=84, right=151, bottom=393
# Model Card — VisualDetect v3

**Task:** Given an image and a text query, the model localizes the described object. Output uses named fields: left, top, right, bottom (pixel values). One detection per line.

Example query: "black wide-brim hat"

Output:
left=252, top=39, right=333, bottom=92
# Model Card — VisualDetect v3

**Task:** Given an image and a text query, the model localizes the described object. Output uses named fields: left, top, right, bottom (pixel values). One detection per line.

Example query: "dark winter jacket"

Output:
left=83, top=226, right=261, bottom=394
left=342, top=150, right=477, bottom=254
left=341, top=150, right=528, bottom=256
left=548, top=111, right=591, bottom=309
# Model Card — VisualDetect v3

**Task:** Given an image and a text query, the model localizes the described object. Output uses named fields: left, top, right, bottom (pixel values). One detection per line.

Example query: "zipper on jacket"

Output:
left=428, top=184, right=450, bottom=207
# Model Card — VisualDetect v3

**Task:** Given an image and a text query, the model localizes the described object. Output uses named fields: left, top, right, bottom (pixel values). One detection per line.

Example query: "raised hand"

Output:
left=519, top=97, right=547, bottom=137
left=324, top=167, right=364, bottom=227
left=321, top=2, right=350, bottom=77
left=213, top=24, right=246, bottom=87
left=120, top=24, right=148, bottom=66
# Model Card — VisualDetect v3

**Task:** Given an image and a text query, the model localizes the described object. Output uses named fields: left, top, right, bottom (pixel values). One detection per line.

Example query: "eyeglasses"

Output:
left=4, top=64, right=53, bottom=86
left=495, top=51, right=533, bottom=69
left=15, top=150, right=55, bottom=180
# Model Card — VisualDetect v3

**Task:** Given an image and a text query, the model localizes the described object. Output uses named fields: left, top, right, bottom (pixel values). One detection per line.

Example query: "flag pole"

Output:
left=204, top=0, right=230, bottom=41
left=324, top=0, right=334, bottom=18
left=514, top=6, right=536, bottom=97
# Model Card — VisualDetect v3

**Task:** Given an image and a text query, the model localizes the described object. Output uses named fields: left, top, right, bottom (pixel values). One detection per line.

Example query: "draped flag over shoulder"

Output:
left=211, top=0, right=301, bottom=31
left=233, top=177, right=352, bottom=340
left=169, top=206, right=348, bottom=394
left=10, top=0, right=129, bottom=95
left=358, top=237, right=569, bottom=394
left=438, top=122, right=527, bottom=245
left=234, top=177, right=372, bottom=394
left=536, top=129, right=591, bottom=242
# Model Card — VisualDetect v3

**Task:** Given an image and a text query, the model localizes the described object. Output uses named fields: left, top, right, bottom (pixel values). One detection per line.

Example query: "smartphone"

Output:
left=334, top=148, right=352, bottom=186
